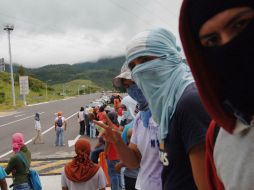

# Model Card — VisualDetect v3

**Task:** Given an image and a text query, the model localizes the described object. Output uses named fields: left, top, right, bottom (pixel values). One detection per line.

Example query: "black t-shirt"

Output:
left=161, top=83, right=210, bottom=190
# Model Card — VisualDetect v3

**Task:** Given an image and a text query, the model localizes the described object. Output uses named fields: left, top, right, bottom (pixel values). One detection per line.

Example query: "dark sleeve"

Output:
left=5, top=156, right=17, bottom=175
left=177, top=90, right=211, bottom=153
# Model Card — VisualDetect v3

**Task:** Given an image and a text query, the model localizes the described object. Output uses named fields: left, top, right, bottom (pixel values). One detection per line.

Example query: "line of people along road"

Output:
left=1, top=1, right=254, bottom=189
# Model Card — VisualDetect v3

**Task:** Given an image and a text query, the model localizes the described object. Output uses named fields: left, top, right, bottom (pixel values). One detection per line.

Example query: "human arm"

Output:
left=179, top=88, right=210, bottom=190
left=54, top=119, right=57, bottom=131
left=5, top=156, right=16, bottom=175
left=64, top=120, right=67, bottom=131
left=104, top=141, right=110, bottom=158
left=0, top=179, right=7, bottom=190
left=0, top=167, right=7, bottom=190
left=115, top=161, right=124, bottom=173
left=94, top=119, right=141, bottom=169
left=189, top=142, right=207, bottom=190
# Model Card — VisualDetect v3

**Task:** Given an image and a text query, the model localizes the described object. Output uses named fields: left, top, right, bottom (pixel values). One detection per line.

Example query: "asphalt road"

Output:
left=0, top=94, right=102, bottom=161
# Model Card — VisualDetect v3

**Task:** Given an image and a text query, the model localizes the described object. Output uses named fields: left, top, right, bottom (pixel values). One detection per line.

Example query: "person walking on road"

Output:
left=33, top=112, right=44, bottom=144
left=61, top=138, right=107, bottom=190
left=55, top=112, right=67, bottom=146
left=77, top=107, right=85, bottom=135
left=5, top=133, right=32, bottom=190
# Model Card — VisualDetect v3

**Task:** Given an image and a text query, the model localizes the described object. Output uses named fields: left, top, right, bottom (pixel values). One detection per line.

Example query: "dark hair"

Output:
left=107, top=111, right=119, bottom=126
left=80, top=107, right=84, bottom=111
left=99, top=106, right=104, bottom=112
left=35, top=113, right=40, bottom=121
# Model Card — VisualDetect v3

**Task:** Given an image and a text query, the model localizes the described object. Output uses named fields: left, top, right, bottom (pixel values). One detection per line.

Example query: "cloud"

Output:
left=0, top=0, right=182, bottom=67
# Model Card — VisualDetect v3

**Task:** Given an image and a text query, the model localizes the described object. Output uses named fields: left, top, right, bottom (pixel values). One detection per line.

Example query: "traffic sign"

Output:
left=19, top=76, right=29, bottom=95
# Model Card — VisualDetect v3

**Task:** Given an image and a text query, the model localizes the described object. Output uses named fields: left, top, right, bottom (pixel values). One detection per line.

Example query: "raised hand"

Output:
left=93, top=114, right=122, bottom=144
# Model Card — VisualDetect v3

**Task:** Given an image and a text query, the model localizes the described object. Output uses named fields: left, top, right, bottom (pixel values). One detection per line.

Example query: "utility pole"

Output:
left=46, top=80, right=51, bottom=99
left=4, top=25, right=15, bottom=106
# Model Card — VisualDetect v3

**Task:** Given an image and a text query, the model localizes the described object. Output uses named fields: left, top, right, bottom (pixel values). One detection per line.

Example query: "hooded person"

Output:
left=61, top=138, right=107, bottom=190
left=96, top=63, right=163, bottom=190
left=125, top=28, right=211, bottom=190
left=179, top=1, right=254, bottom=189
left=5, top=133, right=32, bottom=190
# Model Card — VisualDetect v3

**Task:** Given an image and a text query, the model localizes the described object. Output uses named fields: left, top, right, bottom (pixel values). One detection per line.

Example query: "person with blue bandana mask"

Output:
left=94, top=63, right=163, bottom=190
left=125, top=28, right=211, bottom=190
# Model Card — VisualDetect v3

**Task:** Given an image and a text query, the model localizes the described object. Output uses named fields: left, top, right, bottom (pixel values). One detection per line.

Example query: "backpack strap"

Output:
left=17, top=153, right=29, bottom=169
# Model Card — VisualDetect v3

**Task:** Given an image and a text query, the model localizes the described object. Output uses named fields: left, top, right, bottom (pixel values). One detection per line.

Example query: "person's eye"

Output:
left=204, top=35, right=220, bottom=47
left=129, top=62, right=136, bottom=70
left=232, top=18, right=252, bottom=30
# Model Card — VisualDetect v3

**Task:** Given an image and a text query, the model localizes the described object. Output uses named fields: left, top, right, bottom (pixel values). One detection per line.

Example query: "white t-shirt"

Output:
left=214, top=120, right=254, bottom=190
left=34, top=120, right=41, bottom=130
left=78, top=111, right=85, bottom=122
left=61, top=167, right=107, bottom=190
left=130, top=113, right=163, bottom=190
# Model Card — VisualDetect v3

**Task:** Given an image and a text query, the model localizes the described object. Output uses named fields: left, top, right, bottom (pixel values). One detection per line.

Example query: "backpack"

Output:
left=57, top=117, right=63, bottom=127
left=17, top=153, right=42, bottom=190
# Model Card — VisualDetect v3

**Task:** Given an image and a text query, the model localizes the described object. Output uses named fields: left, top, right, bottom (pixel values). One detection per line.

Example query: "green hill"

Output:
left=0, top=72, right=101, bottom=110
left=25, top=56, right=125, bottom=89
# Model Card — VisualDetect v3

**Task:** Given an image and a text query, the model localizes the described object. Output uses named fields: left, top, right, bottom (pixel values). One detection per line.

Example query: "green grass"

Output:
left=0, top=73, right=101, bottom=111
left=52, top=79, right=102, bottom=96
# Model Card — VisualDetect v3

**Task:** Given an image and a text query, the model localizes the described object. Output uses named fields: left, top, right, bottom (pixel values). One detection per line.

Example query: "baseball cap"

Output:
left=112, top=63, right=132, bottom=88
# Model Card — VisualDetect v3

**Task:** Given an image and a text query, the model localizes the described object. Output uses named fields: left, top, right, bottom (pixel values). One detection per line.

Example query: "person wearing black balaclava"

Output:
left=94, top=64, right=163, bottom=190
left=179, top=0, right=254, bottom=189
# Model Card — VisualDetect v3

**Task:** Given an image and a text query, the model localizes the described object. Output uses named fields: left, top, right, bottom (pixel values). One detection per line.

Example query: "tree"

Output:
left=18, top=65, right=25, bottom=76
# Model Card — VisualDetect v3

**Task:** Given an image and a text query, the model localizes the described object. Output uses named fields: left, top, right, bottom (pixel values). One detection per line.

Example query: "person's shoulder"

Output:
left=176, top=83, right=202, bottom=112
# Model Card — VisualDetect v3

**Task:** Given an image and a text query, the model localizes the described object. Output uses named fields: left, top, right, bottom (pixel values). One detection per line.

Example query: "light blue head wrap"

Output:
left=126, top=28, right=194, bottom=139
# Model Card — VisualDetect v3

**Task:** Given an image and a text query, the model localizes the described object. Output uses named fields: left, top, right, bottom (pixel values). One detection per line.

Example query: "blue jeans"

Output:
left=13, top=182, right=31, bottom=190
left=107, top=160, right=122, bottom=190
left=55, top=127, right=64, bottom=146
left=89, top=123, right=96, bottom=138
left=90, top=145, right=105, bottom=163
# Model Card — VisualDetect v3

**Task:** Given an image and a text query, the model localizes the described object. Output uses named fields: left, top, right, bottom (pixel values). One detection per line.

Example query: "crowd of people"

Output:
left=1, top=1, right=254, bottom=189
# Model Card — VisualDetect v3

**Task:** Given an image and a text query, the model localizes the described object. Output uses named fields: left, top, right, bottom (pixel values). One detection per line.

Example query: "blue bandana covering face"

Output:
left=127, top=84, right=149, bottom=111
left=126, top=28, right=194, bottom=139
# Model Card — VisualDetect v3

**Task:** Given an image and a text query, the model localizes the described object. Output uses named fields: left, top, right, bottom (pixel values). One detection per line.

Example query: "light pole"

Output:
left=4, top=25, right=15, bottom=106
left=46, top=80, right=51, bottom=99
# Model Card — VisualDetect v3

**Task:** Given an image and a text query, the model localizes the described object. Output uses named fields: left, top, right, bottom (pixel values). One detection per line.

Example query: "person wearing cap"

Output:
left=125, top=28, right=211, bottom=190
left=55, top=112, right=67, bottom=146
left=62, top=138, right=107, bottom=190
left=179, top=1, right=254, bottom=189
left=94, top=64, right=163, bottom=190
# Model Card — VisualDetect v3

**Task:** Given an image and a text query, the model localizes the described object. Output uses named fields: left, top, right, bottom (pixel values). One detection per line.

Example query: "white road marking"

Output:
left=0, top=112, right=78, bottom=159
left=68, top=135, right=81, bottom=147
left=14, top=114, right=26, bottom=118
left=0, top=112, right=45, bottom=129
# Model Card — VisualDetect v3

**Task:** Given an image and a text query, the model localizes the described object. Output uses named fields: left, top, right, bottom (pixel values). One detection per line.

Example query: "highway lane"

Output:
left=0, top=94, right=101, bottom=161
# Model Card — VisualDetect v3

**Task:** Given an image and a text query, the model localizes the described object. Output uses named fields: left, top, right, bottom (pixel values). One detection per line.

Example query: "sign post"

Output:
left=19, top=76, right=29, bottom=105
left=0, top=58, right=4, bottom=72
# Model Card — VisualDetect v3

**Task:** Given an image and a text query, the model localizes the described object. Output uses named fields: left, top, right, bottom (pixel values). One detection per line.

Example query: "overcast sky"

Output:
left=0, top=0, right=182, bottom=68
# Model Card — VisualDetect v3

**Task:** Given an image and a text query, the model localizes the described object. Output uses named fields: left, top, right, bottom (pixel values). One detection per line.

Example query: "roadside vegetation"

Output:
left=0, top=72, right=102, bottom=111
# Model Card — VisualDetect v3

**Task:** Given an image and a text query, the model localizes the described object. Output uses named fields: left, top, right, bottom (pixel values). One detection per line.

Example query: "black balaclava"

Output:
left=190, top=0, right=254, bottom=125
